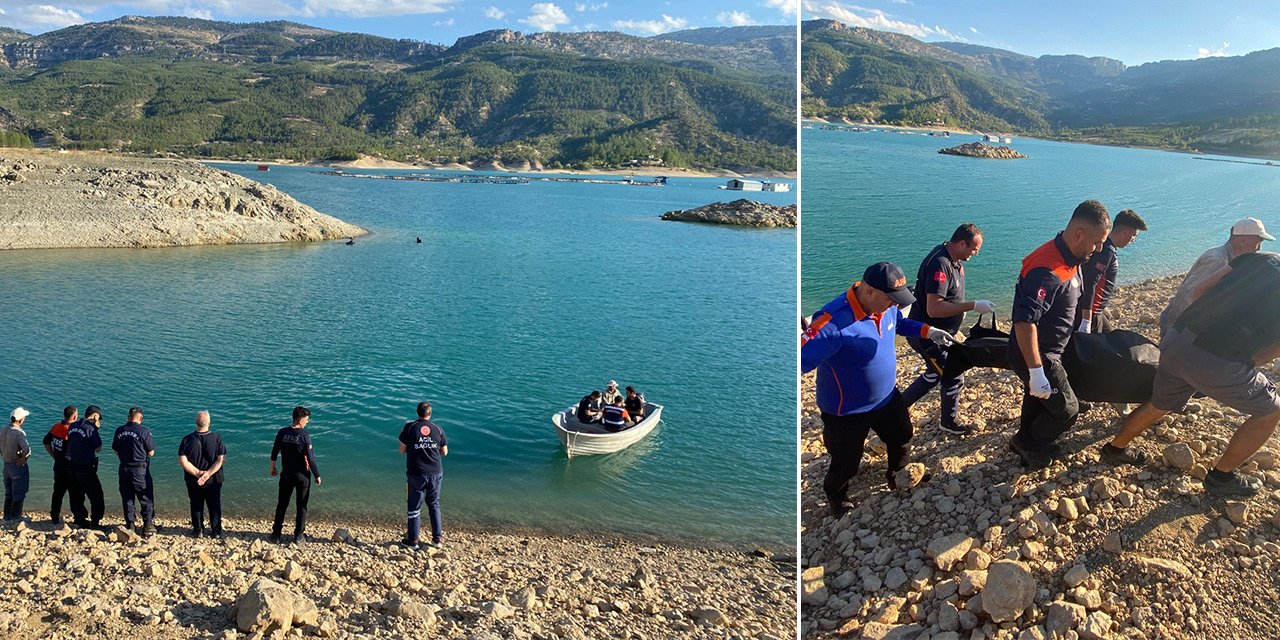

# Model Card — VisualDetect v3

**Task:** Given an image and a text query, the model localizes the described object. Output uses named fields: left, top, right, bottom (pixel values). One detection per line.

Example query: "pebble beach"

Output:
left=802, top=276, right=1280, bottom=639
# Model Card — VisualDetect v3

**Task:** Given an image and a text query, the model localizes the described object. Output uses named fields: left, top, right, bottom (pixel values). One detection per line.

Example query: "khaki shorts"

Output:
left=1153, top=328, right=1280, bottom=416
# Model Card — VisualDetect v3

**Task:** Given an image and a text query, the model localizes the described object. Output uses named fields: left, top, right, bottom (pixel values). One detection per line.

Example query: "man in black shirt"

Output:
left=1076, top=209, right=1148, bottom=333
left=65, top=405, right=105, bottom=529
left=270, top=406, right=321, bottom=544
left=902, top=223, right=995, bottom=435
left=576, top=391, right=603, bottom=423
left=112, top=407, right=156, bottom=536
left=1103, top=252, right=1280, bottom=495
left=398, top=401, right=448, bottom=549
left=178, top=410, right=227, bottom=538
left=624, top=386, right=646, bottom=422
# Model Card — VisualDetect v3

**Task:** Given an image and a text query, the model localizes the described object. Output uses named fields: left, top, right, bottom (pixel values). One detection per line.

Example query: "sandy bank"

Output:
left=0, top=514, right=794, bottom=639
left=802, top=276, right=1280, bottom=639
left=0, top=149, right=366, bottom=250
left=279, top=154, right=793, bottom=179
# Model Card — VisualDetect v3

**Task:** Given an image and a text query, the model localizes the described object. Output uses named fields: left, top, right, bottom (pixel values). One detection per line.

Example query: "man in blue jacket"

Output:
left=112, top=407, right=156, bottom=536
left=802, top=262, right=956, bottom=517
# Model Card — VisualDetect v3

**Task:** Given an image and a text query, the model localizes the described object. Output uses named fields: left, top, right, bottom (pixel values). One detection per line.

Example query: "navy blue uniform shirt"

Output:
left=64, top=419, right=102, bottom=466
left=399, top=419, right=447, bottom=476
left=112, top=422, right=155, bottom=467
left=1010, top=233, right=1083, bottom=358
left=908, top=243, right=967, bottom=334
left=271, top=427, right=320, bottom=477
left=1079, top=239, right=1118, bottom=318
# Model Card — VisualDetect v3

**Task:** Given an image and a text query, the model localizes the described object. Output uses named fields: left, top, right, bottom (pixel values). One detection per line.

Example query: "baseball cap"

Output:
left=1232, top=218, right=1275, bottom=241
left=863, top=262, right=916, bottom=307
left=607, top=380, right=618, bottom=387
left=10, top=407, right=29, bottom=422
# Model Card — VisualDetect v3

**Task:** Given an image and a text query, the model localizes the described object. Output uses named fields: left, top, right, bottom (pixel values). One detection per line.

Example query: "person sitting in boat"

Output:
left=602, top=380, right=623, bottom=405
left=624, top=386, right=646, bottom=421
left=576, top=391, right=603, bottom=424
left=600, top=398, right=632, bottom=433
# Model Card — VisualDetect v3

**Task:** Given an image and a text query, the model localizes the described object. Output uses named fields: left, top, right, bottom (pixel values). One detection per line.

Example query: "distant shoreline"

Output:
left=209, top=155, right=798, bottom=180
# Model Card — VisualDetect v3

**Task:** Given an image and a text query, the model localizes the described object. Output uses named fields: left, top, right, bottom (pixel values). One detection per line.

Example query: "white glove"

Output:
left=1076, top=318, right=1092, bottom=334
left=1028, top=366, right=1053, bottom=399
left=972, top=300, right=996, bottom=314
left=927, top=327, right=955, bottom=346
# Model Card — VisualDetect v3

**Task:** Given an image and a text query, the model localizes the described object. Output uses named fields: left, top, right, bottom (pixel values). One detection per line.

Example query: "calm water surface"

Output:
left=0, top=166, right=796, bottom=545
left=802, top=127, right=1280, bottom=312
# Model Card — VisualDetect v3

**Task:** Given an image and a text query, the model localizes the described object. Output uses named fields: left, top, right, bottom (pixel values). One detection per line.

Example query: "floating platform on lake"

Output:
left=1192, top=157, right=1278, bottom=168
left=321, top=170, right=669, bottom=187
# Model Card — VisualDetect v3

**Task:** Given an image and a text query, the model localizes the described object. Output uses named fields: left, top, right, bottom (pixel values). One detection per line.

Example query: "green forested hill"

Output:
left=802, top=20, right=1280, bottom=158
left=0, top=17, right=795, bottom=171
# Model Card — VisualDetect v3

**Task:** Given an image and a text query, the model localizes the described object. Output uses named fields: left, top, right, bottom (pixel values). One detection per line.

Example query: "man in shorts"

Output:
left=1101, top=252, right=1280, bottom=496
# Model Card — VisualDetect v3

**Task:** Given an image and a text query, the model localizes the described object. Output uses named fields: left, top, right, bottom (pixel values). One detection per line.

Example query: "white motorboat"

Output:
left=552, top=402, right=663, bottom=457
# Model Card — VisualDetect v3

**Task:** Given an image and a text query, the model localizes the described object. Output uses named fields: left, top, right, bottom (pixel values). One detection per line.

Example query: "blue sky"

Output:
left=0, top=0, right=797, bottom=42
left=803, top=0, right=1280, bottom=65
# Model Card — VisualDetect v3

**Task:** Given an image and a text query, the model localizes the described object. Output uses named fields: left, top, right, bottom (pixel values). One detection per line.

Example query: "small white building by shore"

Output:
left=722, top=179, right=792, bottom=192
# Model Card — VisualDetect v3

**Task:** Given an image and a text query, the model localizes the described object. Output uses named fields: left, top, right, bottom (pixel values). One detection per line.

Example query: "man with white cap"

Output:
left=602, top=380, right=623, bottom=405
left=1159, top=217, right=1274, bottom=340
left=1, top=407, right=33, bottom=523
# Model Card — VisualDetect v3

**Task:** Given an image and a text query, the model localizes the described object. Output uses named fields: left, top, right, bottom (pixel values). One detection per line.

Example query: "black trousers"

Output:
left=68, top=462, right=105, bottom=526
left=1009, top=354, right=1079, bottom=451
left=50, top=461, right=72, bottom=522
left=902, top=335, right=964, bottom=428
left=272, top=472, right=311, bottom=537
left=185, top=476, right=223, bottom=534
left=118, top=465, right=155, bottom=525
left=820, top=389, right=913, bottom=506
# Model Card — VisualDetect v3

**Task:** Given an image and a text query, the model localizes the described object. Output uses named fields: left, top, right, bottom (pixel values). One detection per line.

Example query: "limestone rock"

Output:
left=660, top=199, right=796, bottom=228
left=801, top=566, right=828, bottom=606
left=234, top=578, right=319, bottom=634
left=892, top=463, right=927, bottom=490
left=938, top=142, right=1028, bottom=159
left=1163, top=443, right=1196, bottom=470
left=1225, top=501, right=1250, bottom=524
left=1079, top=611, right=1113, bottom=639
left=982, top=560, right=1036, bottom=622
left=1064, top=564, right=1090, bottom=588
left=927, top=533, right=974, bottom=571
left=1046, top=600, right=1087, bottom=635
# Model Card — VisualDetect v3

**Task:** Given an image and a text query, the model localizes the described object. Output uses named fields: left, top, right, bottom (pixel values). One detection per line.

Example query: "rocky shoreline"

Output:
left=938, top=143, right=1028, bottom=159
left=802, top=276, right=1280, bottom=639
left=0, top=150, right=366, bottom=250
left=661, top=199, right=797, bottom=228
left=0, top=514, right=795, bottom=639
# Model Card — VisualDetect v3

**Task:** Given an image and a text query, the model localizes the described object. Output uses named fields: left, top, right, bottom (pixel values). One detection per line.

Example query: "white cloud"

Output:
left=484, top=6, right=505, bottom=19
left=183, top=7, right=214, bottom=19
left=521, top=2, right=570, bottom=31
left=717, top=10, right=754, bottom=26
left=433, top=17, right=453, bottom=26
left=803, top=1, right=962, bottom=40
left=0, top=4, right=86, bottom=30
left=969, top=26, right=978, bottom=34
left=765, top=0, right=797, bottom=17
left=612, top=14, right=686, bottom=35
left=1197, top=41, right=1229, bottom=58
left=573, top=2, right=604, bottom=10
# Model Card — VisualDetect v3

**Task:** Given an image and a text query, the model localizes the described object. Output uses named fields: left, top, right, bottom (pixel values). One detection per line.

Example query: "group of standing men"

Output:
left=804, top=200, right=1280, bottom=516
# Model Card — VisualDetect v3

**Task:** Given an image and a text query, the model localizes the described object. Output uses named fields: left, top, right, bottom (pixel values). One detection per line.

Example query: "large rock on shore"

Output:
left=938, top=142, right=1028, bottom=159
left=0, top=149, right=367, bottom=249
left=661, top=199, right=797, bottom=228
left=234, top=578, right=318, bottom=634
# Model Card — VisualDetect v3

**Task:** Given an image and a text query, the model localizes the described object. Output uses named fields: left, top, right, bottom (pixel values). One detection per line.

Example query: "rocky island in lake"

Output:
left=938, top=142, right=1028, bottom=159
left=660, top=199, right=797, bottom=228
left=0, top=150, right=367, bottom=250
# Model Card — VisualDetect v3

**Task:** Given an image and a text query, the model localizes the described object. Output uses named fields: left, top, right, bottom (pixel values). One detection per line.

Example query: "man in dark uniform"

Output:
left=178, top=410, right=226, bottom=538
left=801, top=263, right=957, bottom=516
left=1076, top=209, right=1148, bottom=333
left=42, top=405, right=77, bottom=523
left=1102, top=252, right=1280, bottom=495
left=398, top=401, right=448, bottom=549
left=112, top=406, right=156, bottom=536
left=65, top=405, right=105, bottom=529
left=1008, top=200, right=1111, bottom=469
left=576, top=391, right=603, bottom=423
left=624, top=386, right=646, bottom=422
left=270, top=406, right=321, bottom=544
left=601, top=398, right=632, bottom=432
left=902, top=223, right=995, bottom=435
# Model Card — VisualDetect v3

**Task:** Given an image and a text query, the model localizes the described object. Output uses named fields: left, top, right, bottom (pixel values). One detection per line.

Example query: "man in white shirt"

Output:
left=1160, top=218, right=1273, bottom=339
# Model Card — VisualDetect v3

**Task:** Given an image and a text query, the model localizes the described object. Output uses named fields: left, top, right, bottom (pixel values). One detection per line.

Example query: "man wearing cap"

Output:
left=1101, top=251, right=1280, bottom=495
left=1159, top=217, right=1273, bottom=340
left=602, top=381, right=623, bottom=405
left=901, top=223, right=995, bottom=436
left=65, top=405, right=105, bottom=529
left=43, top=406, right=77, bottom=523
left=1008, top=200, right=1111, bottom=470
left=801, top=262, right=956, bottom=517
left=399, top=401, right=448, bottom=549
left=112, top=407, right=156, bottom=536
left=1076, top=209, right=1148, bottom=334
left=1, top=408, right=33, bottom=523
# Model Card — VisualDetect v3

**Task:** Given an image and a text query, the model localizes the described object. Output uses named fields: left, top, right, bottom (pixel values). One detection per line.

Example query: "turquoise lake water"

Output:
left=802, top=127, right=1280, bottom=313
left=0, top=166, right=796, bottom=545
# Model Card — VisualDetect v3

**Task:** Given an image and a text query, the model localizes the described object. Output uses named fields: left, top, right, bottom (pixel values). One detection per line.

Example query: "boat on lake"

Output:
left=552, top=403, right=663, bottom=457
